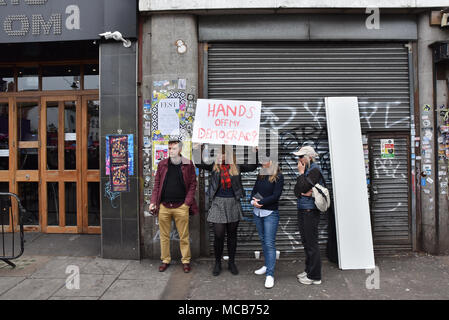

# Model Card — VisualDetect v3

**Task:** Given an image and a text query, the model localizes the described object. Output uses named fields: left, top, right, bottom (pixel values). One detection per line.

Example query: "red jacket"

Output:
left=150, top=157, right=198, bottom=216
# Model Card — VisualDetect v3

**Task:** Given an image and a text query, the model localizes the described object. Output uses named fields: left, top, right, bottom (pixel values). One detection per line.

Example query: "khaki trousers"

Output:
left=158, top=203, right=191, bottom=264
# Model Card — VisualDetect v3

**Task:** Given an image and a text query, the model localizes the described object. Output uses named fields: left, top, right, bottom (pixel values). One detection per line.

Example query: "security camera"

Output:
left=99, top=31, right=131, bottom=48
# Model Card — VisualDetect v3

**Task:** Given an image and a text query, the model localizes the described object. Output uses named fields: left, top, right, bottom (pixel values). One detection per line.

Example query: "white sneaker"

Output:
left=298, top=276, right=322, bottom=285
left=265, top=276, right=274, bottom=289
left=254, top=266, right=267, bottom=275
left=296, top=272, right=307, bottom=279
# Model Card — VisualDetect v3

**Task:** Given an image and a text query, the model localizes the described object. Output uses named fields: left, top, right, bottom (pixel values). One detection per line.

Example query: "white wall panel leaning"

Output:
left=325, top=97, right=375, bottom=270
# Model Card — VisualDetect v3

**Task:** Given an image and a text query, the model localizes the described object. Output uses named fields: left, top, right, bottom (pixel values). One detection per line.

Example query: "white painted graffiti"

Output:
left=373, top=158, right=406, bottom=179
left=359, top=101, right=410, bottom=129
left=303, top=101, right=326, bottom=129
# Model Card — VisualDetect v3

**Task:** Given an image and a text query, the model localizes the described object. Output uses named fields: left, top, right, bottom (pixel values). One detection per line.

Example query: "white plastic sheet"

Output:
left=325, top=97, right=375, bottom=270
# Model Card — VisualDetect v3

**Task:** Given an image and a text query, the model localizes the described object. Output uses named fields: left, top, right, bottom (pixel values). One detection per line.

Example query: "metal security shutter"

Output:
left=369, top=137, right=412, bottom=254
left=205, top=42, right=411, bottom=258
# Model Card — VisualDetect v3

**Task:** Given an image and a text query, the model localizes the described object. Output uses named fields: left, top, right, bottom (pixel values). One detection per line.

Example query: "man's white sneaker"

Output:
left=254, top=266, right=267, bottom=275
left=265, top=276, right=274, bottom=289
left=298, top=276, right=322, bottom=285
left=296, top=272, right=307, bottom=279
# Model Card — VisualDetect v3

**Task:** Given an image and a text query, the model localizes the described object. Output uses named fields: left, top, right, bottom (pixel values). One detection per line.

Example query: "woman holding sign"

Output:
left=251, top=160, right=284, bottom=289
left=193, top=144, right=258, bottom=276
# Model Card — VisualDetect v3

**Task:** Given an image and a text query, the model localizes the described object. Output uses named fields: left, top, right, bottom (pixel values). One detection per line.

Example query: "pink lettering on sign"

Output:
left=207, top=102, right=255, bottom=119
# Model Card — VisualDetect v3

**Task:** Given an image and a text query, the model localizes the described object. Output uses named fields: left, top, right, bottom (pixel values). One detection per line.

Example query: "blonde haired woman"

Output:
left=194, top=145, right=258, bottom=276
left=251, top=160, right=284, bottom=288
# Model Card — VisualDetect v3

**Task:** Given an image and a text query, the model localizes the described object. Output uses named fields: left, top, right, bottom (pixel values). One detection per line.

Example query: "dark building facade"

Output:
left=0, top=0, right=140, bottom=259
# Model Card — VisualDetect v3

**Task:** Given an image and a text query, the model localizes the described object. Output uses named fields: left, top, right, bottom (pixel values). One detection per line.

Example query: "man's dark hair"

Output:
left=168, top=140, right=183, bottom=149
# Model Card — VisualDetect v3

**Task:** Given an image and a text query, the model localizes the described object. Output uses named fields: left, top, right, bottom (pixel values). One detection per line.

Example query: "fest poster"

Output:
left=109, top=135, right=129, bottom=192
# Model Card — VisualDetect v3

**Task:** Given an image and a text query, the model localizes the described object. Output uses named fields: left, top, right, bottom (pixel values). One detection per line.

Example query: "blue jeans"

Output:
left=253, top=210, right=279, bottom=277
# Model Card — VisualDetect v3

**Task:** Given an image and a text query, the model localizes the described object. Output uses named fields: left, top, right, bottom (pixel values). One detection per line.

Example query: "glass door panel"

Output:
left=83, top=97, right=100, bottom=233
left=46, top=102, right=59, bottom=170
left=0, top=103, right=9, bottom=170
left=64, top=101, right=77, bottom=170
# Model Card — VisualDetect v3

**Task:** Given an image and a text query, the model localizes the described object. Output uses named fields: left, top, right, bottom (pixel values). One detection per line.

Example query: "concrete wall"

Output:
left=141, top=14, right=200, bottom=260
left=417, top=13, right=449, bottom=255
left=100, top=41, right=140, bottom=259
left=140, top=0, right=448, bottom=11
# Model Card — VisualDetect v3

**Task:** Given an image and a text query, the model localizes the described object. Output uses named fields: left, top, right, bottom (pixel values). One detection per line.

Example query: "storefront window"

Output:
left=64, top=101, right=77, bottom=170
left=0, top=103, right=8, bottom=170
left=84, top=64, right=99, bottom=90
left=0, top=68, right=15, bottom=92
left=46, top=101, right=59, bottom=170
left=0, top=182, right=10, bottom=225
left=47, top=182, right=59, bottom=226
left=42, top=65, right=81, bottom=91
left=17, top=102, right=39, bottom=141
left=17, top=67, right=39, bottom=91
left=65, top=182, right=77, bottom=226
left=87, top=100, right=99, bottom=169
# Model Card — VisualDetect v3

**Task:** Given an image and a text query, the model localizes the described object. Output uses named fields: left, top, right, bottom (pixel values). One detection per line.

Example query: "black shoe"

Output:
left=212, top=262, right=222, bottom=276
left=228, top=262, right=239, bottom=275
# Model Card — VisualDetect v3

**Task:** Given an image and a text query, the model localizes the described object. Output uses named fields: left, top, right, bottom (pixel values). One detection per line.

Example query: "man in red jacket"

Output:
left=149, top=140, right=198, bottom=273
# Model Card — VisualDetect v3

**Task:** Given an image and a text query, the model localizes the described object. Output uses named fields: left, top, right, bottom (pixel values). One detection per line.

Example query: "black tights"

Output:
left=213, top=221, right=239, bottom=263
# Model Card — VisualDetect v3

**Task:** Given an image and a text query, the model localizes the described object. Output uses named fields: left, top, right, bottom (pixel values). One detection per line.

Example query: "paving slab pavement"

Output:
left=1, top=234, right=449, bottom=300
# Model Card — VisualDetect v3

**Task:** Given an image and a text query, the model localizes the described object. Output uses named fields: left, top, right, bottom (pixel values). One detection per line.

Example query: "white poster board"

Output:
left=325, top=97, right=375, bottom=270
left=192, top=99, right=262, bottom=146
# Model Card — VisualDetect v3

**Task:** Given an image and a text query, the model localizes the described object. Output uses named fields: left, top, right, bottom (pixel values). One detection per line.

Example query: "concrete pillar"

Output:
left=141, top=14, right=200, bottom=260
left=437, top=76, right=449, bottom=254
left=417, top=12, right=448, bottom=254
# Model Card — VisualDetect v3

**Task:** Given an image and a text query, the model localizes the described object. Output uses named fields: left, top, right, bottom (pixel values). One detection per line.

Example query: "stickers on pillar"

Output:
left=423, top=189, right=431, bottom=194
left=424, top=129, right=433, bottom=139
left=144, top=136, right=151, bottom=148
left=426, top=177, right=434, bottom=184
left=178, top=79, right=186, bottom=90
left=421, top=178, right=426, bottom=186
left=423, top=120, right=431, bottom=128
left=423, top=104, right=432, bottom=112
left=144, top=101, right=151, bottom=114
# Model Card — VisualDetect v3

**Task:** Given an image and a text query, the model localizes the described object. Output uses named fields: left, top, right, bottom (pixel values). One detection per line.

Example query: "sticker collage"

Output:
left=142, top=79, right=197, bottom=214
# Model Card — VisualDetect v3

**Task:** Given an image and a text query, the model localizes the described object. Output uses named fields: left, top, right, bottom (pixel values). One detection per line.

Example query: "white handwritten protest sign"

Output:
left=192, top=99, right=262, bottom=146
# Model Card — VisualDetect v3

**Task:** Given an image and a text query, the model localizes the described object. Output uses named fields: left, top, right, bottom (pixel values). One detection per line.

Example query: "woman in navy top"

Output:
left=251, top=160, right=284, bottom=289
